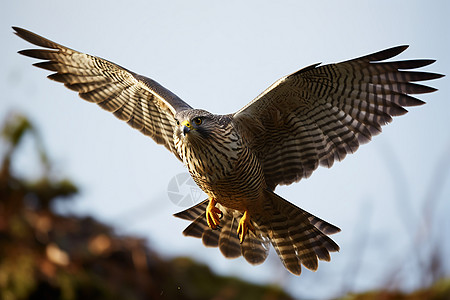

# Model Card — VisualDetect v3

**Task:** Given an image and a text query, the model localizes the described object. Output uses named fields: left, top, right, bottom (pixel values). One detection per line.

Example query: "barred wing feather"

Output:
left=14, top=26, right=192, bottom=160
left=234, top=46, right=443, bottom=190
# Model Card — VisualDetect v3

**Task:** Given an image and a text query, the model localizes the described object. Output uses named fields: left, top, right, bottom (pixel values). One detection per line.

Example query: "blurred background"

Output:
left=1, top=1, right=449, bottom=299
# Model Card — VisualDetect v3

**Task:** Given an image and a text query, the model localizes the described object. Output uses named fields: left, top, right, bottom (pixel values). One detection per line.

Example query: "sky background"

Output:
left=1, top=1, right=449, bottom=299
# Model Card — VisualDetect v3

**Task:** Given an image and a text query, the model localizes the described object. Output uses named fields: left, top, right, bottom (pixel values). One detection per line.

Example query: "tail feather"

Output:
left=265, top=210, right=302, bottom=275
left=307, top=214, right=341, bottom=235
left=174, top=199, right=223, bottom=247
left=241, top=235, right=269, bottom=265
left=182, top=213, right=207, bottom=238
left=218, top=210, right=241, bottom=258
left=240, top=221, right=270, bottom=265
left=173, top=199, right=208, bottom=221
left=294, top=242, right=318, bottom=271
left=182, top=212, right=222, bottom=248
left=174, top=191, right=341, bottom=276
left=202, top=228, right=219, bottom=247
left=268, top=190, right=340, bottom=272
left=175, top=202, right=270, bottom=264
left=289, top=220, right=320, bottom=271
left=288, top=221, right=321, bottom=270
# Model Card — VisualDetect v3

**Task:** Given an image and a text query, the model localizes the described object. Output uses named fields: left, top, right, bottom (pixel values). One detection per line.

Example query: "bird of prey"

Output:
left=14, top=26, right=443, bottom=275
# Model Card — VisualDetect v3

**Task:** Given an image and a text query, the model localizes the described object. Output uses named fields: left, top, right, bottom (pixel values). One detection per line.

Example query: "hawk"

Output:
left=14, top=27, right=443, bottom=275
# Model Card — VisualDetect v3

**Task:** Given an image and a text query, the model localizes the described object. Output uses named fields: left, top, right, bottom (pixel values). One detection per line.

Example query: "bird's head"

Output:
left=174, top=109, right=217, bottom=143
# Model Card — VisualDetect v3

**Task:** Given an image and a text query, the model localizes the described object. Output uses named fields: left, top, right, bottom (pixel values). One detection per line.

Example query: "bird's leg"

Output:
left=206, top=198, right=223, bottom=230
left=237, top=210, right=255, bottom=244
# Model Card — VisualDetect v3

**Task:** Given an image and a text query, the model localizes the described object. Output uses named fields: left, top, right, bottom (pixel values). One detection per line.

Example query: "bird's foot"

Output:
left=237, top=211, right=255, bottom=244
left=206, top=198, right=223, bottom=230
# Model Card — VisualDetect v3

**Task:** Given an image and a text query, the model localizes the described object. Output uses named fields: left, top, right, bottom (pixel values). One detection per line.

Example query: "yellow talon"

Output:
left=206, top=198, right=222, bottom=229
left=237, top=211, right=254, bottom=244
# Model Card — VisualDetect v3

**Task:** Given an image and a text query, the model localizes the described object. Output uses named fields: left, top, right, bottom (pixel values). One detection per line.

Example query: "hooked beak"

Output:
left=181, top=120, right=191, bottom=136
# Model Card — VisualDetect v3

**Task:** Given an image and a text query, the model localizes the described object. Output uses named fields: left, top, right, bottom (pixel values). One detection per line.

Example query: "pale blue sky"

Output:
left=1, top=1, right=449, bottom=298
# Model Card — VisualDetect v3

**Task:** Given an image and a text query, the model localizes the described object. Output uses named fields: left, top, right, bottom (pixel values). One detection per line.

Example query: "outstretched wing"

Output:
left=233, top=46, right=443, bottom=190
left=14, top=27, right=192, bottom=160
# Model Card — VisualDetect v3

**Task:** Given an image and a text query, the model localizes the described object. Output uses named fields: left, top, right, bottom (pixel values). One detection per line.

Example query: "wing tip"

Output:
left=12, top=26, right=25, bottom=36
left=431, top=73, right=445, bottom=80
left=351, top=45, right=410, bottom=63
left=13, top=26, right=62, bottom=50
left=397, top=44, right=410, bottom=51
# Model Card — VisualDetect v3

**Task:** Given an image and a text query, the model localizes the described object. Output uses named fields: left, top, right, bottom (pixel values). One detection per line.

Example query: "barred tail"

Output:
left=173, top=191, right=340, bottom=275
left=174, top=199, right=270, bottom=265
left=260, top=190, right=340, bottom=275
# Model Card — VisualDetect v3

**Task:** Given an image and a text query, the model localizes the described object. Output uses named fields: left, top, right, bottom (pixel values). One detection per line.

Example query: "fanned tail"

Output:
left=260, top=190, right=340, bottom=275
left=173, top=191, right=340, bottom=275
left=174, top=199, right=269, bottom=265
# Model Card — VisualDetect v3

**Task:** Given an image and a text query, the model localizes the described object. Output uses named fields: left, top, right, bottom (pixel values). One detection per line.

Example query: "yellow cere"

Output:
left=181, top=120, right=191, bottom=128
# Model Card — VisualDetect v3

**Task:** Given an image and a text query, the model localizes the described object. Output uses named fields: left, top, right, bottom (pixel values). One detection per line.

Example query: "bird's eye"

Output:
left=193, top=117, right=202, bottom=125
left=176, top=120, right=180, bottom=125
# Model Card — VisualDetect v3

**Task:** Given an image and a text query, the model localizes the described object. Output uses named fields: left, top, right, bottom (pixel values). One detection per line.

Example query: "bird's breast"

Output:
left=174, top=126, right=266, bottom=211
left=190, top=144, right=266, bottom=212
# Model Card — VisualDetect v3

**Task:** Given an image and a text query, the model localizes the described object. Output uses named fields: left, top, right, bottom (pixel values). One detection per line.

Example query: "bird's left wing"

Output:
left=233, top=46, right=443, bottom=190
left=14, top=27, right=192, bottom=160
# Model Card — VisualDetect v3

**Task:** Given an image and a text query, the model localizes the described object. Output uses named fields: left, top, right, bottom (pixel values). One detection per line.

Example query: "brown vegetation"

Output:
left=0, top=112, right=292, bottom=300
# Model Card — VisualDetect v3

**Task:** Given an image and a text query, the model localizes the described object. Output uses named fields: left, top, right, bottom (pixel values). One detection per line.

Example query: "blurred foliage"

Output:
left=0, top=112, right=292, bottom=300
left=340, top=278, right=450, bottom=300
left=0, top=111, right=448, bottom=300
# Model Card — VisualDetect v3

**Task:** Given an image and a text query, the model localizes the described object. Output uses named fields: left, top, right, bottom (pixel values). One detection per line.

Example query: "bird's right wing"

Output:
left=14, top=27, right=192, bottom=160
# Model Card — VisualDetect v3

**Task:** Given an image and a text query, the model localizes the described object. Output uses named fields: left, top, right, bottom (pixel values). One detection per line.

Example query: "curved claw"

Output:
left=237, top=211, right=255, bottom=244
left=206, top=198, right=222, bottom=230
